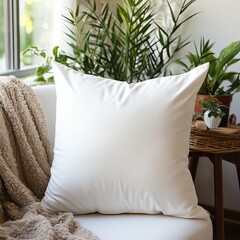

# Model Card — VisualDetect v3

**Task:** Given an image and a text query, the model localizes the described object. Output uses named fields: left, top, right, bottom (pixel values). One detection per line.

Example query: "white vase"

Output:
left=204, top=111, right=222, bottom=129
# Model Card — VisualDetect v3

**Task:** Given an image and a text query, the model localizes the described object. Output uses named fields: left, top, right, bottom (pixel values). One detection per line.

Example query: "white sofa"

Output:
left=33, top=84, right=213, bottom=240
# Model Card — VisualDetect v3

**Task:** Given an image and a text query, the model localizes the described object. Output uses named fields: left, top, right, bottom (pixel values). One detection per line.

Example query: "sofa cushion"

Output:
left=41, top=62, right=209, bottom=219
left=74, top=213, right=212, bottom=240
left=31, top=84, right=56, bottom=146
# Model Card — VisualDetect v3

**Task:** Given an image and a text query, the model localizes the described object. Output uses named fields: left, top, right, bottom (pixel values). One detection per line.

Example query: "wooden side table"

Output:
left=189, top=126, right=240, bottom=240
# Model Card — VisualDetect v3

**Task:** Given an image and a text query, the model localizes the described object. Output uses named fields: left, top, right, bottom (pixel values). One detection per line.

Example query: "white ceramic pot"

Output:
left=204, top=111, right=222, bottom=129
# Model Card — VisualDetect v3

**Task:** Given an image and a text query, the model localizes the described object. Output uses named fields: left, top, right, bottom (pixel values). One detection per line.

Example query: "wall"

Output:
left=183, top=0, right=240, bottom=211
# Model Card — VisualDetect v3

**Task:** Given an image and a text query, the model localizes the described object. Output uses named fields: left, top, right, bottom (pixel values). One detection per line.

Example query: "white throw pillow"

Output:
left=41, top=62, right=210, bottom=219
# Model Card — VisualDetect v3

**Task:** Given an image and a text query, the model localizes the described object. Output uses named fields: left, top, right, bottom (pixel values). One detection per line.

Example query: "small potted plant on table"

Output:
left=198, top=96, right=226, bottom=129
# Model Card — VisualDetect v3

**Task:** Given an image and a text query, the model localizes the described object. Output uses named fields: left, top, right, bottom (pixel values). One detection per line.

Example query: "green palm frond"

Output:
left=23, top=0, right=198, bottom=84
left=176, top=37, right=240, bottom=95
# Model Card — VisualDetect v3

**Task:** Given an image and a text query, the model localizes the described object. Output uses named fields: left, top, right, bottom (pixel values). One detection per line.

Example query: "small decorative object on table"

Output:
left=228, top=113, right=239, bottom=125
left=198, top=96, right=226, bottom=129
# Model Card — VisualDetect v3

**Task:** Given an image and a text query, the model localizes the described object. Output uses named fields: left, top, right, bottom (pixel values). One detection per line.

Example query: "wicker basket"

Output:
left=189, top=125, right=240, bottom=153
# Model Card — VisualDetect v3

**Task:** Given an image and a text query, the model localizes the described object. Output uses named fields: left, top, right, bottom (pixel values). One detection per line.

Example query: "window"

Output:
left=0, top=0, right=53, bottom=77
left=0, top=0, right=5, bottom=72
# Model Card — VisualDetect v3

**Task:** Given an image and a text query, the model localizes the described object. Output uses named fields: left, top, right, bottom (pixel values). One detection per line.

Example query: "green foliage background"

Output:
left=62, top=0, right=197, bottom=83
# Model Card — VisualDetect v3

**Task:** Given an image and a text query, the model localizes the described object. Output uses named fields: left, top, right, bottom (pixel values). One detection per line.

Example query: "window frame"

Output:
left=0, top=67, right=36, bottom=78
left=4, top=0, right=20, bottom=70
left=0, top=0, right=37, bottom=77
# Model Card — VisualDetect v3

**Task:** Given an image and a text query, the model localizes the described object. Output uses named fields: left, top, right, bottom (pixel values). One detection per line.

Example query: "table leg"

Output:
left=222, top=152, right=240, bottom=190
left=189, top=153, right=199, bottom=181
left=210, top=154, right=225, bottom=240
left=236, top=165, right=240, bottom=190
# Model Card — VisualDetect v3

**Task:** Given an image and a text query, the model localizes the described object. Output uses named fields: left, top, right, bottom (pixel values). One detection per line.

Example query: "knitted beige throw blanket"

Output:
left=0, top=76, right=99, bottom=240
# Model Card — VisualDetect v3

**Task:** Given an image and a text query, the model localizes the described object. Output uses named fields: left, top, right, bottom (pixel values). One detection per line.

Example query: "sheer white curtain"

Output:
left=52, top=0, right=104, bottom=53
left=52, top=0, right=77, bottom=52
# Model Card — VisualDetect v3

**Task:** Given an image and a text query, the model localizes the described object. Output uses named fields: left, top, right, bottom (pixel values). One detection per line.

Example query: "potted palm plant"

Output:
left=176, top=38, right=240, bottom=126
left=23, top=0, right=198, bottom=84
left=198, top=96, right=226, bottom=129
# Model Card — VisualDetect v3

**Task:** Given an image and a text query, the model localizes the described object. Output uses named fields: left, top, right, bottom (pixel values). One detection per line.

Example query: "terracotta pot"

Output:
left=195, top=94, right=233, bottom=127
